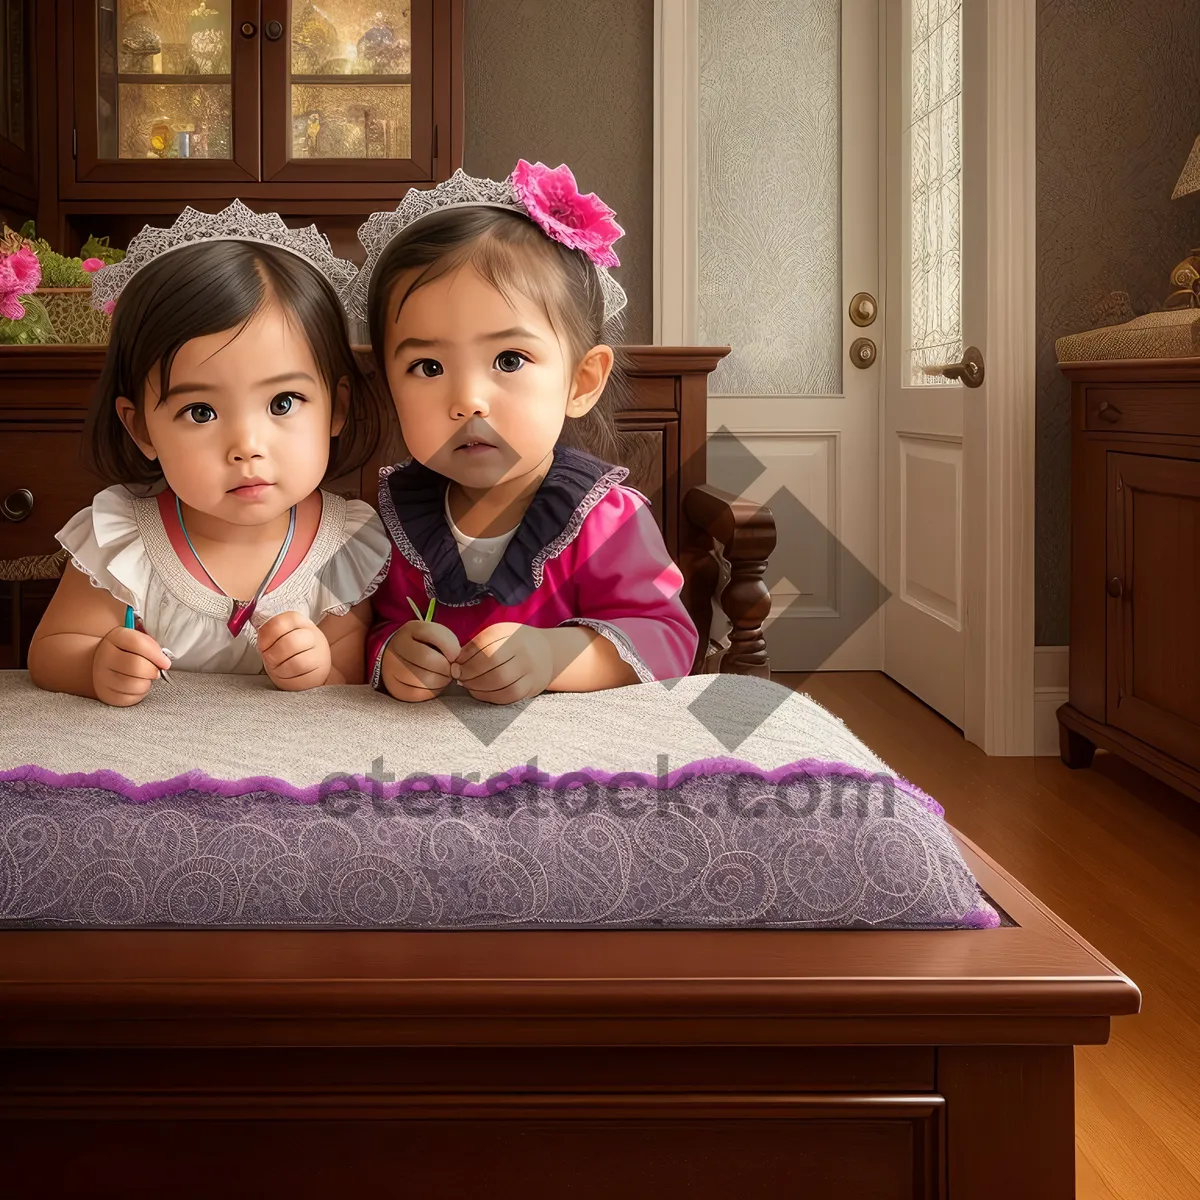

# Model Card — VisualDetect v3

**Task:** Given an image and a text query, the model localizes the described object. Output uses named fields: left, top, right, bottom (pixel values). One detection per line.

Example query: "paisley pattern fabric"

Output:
left=0, top=672, right=1002, bottom=930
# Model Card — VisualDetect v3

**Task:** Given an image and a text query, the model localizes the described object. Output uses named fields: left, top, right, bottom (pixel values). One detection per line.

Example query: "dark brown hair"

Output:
left=84, top=240, right=381, bottom=488
left=366, top=206, right=633, bottom=463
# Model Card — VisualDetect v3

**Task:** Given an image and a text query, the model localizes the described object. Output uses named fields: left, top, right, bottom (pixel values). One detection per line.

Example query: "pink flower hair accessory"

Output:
left=0, top=246, right=41, bottom=322
left=510, top=159, right=624, bottom=269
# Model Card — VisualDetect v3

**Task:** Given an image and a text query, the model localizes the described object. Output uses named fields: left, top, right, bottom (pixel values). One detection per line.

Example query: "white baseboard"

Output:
left=1033, top=646, right=1069, bottom=756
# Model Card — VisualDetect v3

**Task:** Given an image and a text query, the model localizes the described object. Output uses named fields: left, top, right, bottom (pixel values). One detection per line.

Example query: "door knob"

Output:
left=264, top=19, right=284, bottom=40
left=850, top=337, right=876, bottom=368
left=920, top=345, right=985, bottom=387
left=1, top=488, right=33, bottom=522
left=1107, top=576, right=1124, bottom=598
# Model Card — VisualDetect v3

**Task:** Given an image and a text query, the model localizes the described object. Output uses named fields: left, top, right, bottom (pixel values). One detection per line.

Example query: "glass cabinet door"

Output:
left=261, top=0, right=433, bottom=182
left=75, top=0, right=260, bottom=183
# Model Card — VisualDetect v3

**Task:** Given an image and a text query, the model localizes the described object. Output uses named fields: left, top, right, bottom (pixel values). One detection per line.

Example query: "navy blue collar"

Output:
left=378, top=443, right=628, bottom=607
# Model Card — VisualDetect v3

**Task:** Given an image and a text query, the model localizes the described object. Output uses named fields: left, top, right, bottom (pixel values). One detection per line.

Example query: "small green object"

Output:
left=406, top=596, right=436, bottom=622
left=124, top=605, right=135, bottom=629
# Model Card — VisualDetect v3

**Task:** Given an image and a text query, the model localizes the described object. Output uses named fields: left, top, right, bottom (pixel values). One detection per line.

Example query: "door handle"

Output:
left=920, top=345, right=985, bottom=387
left=264, top=19, right=284, bottom=40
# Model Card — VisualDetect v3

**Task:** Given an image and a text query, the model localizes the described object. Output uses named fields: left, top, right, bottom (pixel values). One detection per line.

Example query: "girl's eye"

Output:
left=269, top=392, right=303, bottom=416
left=495, top=351, right=527, bottom=373
left=410, top=359, right=444, bottom=378
left=184, top=404, right=217, bottom=424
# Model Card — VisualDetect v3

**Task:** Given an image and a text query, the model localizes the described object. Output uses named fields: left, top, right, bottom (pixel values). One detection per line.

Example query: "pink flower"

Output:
left=0, top=246, right=41, bottom=321
left=81, top=257, right=106, bottom=273
left=102, top=299, right=116, bottom=316
left=510, top=159, right=624, bottom=269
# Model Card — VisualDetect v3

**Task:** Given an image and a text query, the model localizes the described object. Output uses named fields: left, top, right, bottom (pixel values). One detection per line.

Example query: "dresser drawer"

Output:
left=0, top=428, right=106, bottom=567
left=1085, top=387, right=1200, bottom=436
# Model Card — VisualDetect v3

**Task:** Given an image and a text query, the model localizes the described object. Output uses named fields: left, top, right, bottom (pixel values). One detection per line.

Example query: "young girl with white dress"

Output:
left=28, top=202, right=392, bottom=706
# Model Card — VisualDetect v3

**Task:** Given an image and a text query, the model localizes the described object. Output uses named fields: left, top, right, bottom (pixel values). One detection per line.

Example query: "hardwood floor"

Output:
left=774, top=670, right=1200, bottom=1200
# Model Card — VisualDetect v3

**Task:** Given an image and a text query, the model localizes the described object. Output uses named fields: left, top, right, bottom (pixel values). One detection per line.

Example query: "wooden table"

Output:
left=0, top=830, right=1138, bottom=1199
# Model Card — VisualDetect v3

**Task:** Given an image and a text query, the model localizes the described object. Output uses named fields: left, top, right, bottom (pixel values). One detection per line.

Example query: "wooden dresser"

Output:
left=1056, top=359, right=1200, bottom=802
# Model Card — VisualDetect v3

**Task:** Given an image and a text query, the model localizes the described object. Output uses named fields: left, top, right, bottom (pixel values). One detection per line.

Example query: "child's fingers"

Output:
left=262, top=627, right=320, bottom=668
left=396, top=639, right=454, bottom=680
left=458, top=651, right=523, bottom=692
left=382, top=654, right=448, bottom=699
left=463, top=671, right=533, bottom=706
left=106, top=626, right=172, bottom=671
left=456, top=638, right=518, bottom=683
left=406, top=620, right=461, bottom=663
left=256, top=610, right=310, bottom=652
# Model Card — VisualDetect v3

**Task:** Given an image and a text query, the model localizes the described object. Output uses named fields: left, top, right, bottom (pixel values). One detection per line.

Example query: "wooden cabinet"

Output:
left=3, top=1, right=463, bottom=252
left=1057, top=360, right=1200, bottom=802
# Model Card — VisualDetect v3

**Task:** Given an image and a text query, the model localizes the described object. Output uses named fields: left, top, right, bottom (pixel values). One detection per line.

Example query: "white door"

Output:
left=881, top=0, right=987, bottom=726
left=700, top=0, right=883, bottom=673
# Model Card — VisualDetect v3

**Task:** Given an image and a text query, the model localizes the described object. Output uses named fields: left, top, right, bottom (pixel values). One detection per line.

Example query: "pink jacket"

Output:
left=366, top=445, right=699, bottom=688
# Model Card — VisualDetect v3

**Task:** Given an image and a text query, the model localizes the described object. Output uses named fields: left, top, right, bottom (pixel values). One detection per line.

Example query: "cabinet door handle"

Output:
left=1, top=488, right=34, bottom=522
left=1097, top=400, right=1121, bottom=422
left=1107, top=576, right=1124, bottom=598
left=264, top=19, right=284, bottom=39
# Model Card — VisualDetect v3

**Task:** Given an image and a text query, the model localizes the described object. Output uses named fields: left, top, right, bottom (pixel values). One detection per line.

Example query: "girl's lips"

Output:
left=229, top=483, right=274, bottom=500
left=454, top=443, right=497, bottom=455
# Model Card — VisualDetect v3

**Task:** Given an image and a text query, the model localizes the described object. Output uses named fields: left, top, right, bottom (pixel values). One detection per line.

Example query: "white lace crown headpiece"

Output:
left=341, top=161, right=628, bottom=333
left=90, top=199, right=358, bottom=315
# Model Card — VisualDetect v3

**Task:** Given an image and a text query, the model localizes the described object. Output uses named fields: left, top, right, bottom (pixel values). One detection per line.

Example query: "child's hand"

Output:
left=258, top=611, right=331, bottom=691
left=454, top=622, right=554, bottom=705
left=382, top=620, right=461, bottom=702
left=92, top=626, right=173, bottom=707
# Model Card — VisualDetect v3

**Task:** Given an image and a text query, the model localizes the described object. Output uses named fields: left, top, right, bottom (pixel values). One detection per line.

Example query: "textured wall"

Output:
left=463, top=0, right=654, bottom=344
left=1036, top=0, right=1200, bottom=644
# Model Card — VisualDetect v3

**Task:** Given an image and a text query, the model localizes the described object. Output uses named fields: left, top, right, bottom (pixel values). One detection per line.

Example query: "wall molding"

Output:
left=653, top=0, right=699, bottom=344
left=973, top=0, right=1038, bottom=755
left=1034, top=646, right=1069, bottom=756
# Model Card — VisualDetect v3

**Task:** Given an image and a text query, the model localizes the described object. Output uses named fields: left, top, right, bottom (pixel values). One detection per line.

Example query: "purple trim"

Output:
left=0, top=756, right=945, bottom=815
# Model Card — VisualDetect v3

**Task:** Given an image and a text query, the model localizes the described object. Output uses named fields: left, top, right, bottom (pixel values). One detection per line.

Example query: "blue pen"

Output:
left=125, top=605, right=172, bottom=682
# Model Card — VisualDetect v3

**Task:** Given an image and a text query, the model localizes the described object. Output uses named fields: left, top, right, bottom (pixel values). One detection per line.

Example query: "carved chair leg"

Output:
left=719, top=554, right=771, bottom=678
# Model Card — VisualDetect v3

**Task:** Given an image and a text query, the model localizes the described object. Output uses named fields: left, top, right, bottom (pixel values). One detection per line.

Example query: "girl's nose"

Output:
left=450, top=387, right=490, bottom=420
left=226, top=421, right=266, bottom=462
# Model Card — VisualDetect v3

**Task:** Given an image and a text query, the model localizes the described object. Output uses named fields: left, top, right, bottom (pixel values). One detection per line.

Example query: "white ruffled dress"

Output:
left=56, top=485, right=392, bottom=674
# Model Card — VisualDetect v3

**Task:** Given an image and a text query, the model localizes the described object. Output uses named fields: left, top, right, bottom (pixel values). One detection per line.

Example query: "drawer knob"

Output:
left=1097, top=400, right=1121, bottom=422
left=1107, top=576, right=1124, bottom=598
left=1, top=488, right=34, bottom=523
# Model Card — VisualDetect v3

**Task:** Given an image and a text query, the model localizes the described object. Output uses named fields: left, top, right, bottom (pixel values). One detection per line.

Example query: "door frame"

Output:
left=653, top=0, right=1036, bottom=755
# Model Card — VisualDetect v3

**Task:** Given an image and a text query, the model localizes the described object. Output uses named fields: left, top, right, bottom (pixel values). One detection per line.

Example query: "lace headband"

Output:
left=89, top=199, right=358, bottom=316
left=339, top=160, right=628, bottom=335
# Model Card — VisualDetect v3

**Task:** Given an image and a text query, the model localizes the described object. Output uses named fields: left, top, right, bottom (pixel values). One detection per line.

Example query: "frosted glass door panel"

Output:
left=906, top=0, right=963, bottom=385
left=697, top=0, right=841, bottom=397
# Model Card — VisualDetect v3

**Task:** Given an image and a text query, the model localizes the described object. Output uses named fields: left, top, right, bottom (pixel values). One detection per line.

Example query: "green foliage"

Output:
left=80, top=235, right=126, bottom=265
left=36, top=249, right=91, bottom=288
left=0, top=295, right=59, bottom=345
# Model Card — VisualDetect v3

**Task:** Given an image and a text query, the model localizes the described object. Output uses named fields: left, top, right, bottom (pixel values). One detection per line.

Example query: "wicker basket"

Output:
left=37, top=287, right=111, bottom=345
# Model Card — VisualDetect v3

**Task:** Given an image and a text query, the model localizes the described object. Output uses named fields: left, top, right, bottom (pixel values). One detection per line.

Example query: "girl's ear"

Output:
left=566, top=344, right=615, bottom=419
left=114, top=396, right=158, bottom=462
left=331, top=376, right=351, bottom=438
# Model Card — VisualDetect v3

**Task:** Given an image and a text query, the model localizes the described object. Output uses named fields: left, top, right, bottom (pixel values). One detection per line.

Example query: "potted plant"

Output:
left=0, top=224, right=125, bottom=345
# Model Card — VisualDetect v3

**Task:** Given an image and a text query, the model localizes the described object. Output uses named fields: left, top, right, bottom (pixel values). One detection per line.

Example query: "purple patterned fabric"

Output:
left=0, top=762, right=1002, bottom=930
